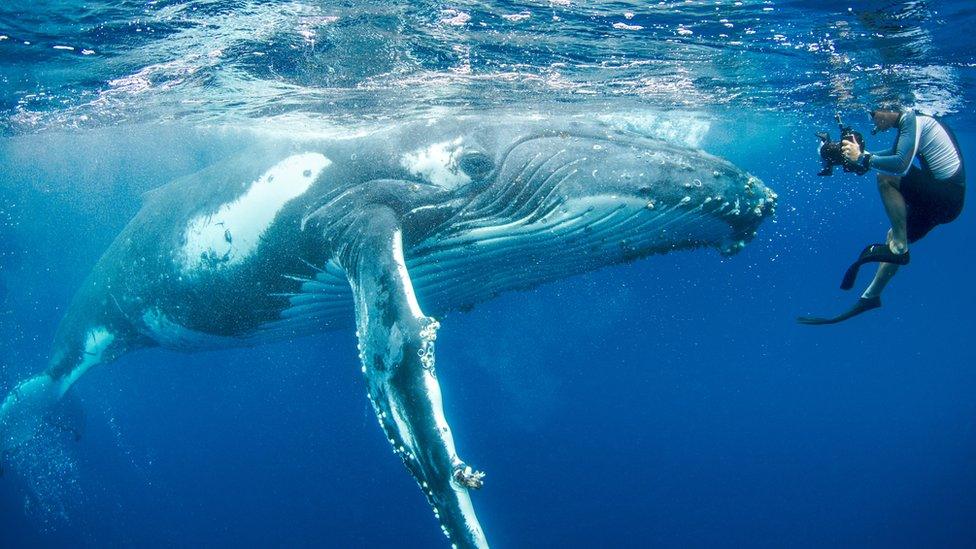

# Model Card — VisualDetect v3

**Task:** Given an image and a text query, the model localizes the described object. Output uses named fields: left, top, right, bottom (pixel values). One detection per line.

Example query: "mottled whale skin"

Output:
left=0, top=115, right=776, bottom=548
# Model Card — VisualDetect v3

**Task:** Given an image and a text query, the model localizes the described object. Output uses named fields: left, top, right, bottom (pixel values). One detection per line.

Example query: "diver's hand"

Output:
left=841, top=138, right=862, bottom=162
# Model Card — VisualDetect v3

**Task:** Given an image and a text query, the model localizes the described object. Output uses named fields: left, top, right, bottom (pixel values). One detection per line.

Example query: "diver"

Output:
left=798, top=101, right=966, bottom=325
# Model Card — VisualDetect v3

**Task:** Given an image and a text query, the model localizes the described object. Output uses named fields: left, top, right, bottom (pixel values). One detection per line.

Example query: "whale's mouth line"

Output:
left=419, top=193, right=741, bottom=261
left=406, top=194, right=745, bottom=311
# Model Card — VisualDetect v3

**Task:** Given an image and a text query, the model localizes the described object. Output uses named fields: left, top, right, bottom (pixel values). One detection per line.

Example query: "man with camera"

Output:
left=799, top=102, right=966, bottom=325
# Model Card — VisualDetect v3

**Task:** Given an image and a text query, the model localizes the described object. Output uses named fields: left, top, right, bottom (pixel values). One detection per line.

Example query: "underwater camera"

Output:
left=816, top=112, right=869, bottom=176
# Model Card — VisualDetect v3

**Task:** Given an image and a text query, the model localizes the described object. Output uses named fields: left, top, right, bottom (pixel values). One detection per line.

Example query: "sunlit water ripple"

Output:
left=1, top=0, right=974, bottom=136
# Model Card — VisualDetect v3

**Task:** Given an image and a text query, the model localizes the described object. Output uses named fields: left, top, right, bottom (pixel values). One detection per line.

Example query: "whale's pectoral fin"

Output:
left=337, top=206, right=488, bottom=549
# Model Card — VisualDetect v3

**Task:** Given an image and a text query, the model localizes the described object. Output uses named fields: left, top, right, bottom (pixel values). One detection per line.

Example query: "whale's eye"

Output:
left=458, top=151, right=494, bottom=180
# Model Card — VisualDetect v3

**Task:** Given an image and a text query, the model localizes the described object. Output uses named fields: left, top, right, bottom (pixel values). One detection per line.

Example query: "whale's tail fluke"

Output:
left=0, top=374, right=62, bottom=457
left=0, top=317, right=139, bottom=472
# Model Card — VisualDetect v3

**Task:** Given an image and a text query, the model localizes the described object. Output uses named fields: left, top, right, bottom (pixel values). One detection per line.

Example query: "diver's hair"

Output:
left=870, top=99, right=906, bottom=114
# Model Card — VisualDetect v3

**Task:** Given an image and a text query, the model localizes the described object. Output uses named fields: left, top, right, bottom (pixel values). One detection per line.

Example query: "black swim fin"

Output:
left=840, top=244, right=910, bottom=290
left=797, top=296, right=882, bottom=325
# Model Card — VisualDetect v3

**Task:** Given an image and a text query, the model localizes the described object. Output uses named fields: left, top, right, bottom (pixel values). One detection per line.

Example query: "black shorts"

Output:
left=899, top=165, right=966, bottom=243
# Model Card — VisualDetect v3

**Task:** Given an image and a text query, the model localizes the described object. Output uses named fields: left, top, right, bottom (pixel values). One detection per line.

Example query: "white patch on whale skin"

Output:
left=400, top=138, right=471, bottom=190
left=60, top=326, right=114, bottom=394
left=181, top=152, right=331, bottom=271
left=393, top=229, right=424, bottom=319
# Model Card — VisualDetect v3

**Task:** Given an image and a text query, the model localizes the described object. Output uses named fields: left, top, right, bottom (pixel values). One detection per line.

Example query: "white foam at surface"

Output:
left=596, top=111, right=711, bottom=148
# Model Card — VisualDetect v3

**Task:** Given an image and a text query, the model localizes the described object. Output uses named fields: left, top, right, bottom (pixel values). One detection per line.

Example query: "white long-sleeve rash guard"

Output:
left=868, top=110, right=962, bottom=181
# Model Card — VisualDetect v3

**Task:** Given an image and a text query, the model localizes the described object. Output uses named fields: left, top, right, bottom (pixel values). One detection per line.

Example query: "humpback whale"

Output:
left=0, top=115, right=776, bottom=547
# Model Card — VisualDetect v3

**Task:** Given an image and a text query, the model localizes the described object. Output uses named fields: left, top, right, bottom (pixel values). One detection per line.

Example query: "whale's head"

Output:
left=403, top=122, right=777, bottom=306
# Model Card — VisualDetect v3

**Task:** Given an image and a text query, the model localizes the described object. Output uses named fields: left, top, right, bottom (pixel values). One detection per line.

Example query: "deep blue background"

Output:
left=0, top=113, right=974, bottom=548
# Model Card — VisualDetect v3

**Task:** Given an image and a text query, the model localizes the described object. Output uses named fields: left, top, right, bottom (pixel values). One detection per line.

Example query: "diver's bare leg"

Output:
left=861, top=229, right=900, bottom=299
left=862, top=263, right=899, bottom=299
left=877, top=174, right=908, bottom=254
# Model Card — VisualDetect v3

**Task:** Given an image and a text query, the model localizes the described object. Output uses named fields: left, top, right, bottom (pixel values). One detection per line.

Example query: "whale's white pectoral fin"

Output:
left=336, top=206, right=488, bottom=549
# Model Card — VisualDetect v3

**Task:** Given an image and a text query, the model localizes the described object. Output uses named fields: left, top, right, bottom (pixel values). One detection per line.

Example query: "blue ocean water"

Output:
left=1, top=1, right=975, bottom=547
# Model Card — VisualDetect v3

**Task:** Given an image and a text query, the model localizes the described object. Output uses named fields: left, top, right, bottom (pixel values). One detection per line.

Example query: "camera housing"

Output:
left=817, top=113, right=869, bottom=176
